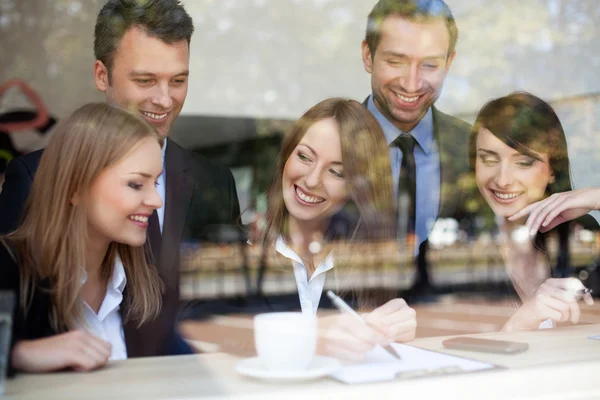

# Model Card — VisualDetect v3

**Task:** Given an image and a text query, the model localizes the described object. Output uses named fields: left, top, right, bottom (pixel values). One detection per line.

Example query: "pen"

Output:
left=326, top=290, right=402, bottom=360
left=577, top=288, right=593, bottom=299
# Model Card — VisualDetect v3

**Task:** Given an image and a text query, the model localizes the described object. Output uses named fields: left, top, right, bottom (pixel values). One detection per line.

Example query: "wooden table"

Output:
left=5, top=324, right=600, bottom=400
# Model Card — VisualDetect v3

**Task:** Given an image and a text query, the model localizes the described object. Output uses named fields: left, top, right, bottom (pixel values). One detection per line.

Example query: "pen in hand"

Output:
left=576, top=288, right=593, bottom=300
left=326, top=290, right=402, bottom=360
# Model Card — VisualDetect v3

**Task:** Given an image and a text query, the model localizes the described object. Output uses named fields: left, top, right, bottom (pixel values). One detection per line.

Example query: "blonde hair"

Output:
left=5, top=103, right=163, bottom=331
left=260, top=98, right=395, bottom=248
left=257, top=98, right=395, bottom=308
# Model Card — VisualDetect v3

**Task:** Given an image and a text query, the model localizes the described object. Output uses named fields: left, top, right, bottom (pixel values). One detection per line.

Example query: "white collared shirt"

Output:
left=157, top=139, right=167, bottom=233
left=275, top=236, right=334, bottom=316
left=79, top=254, right=128, bottom=360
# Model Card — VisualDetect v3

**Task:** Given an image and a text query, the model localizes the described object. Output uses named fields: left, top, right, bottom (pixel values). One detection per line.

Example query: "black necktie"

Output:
left=147, top=210, right=162, bottom=264
left=392, top=134, right=417, bottom=241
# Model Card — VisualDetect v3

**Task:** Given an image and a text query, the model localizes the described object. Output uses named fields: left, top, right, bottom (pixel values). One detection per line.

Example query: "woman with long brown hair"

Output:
left=469, top=92, right=595, bottom=331
left=256, top=98, right=416, bottom=362
left=0, top=103, right=164, bottom=373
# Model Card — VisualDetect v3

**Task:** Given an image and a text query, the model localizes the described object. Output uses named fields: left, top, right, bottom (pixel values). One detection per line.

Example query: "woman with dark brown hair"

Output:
left=469, top=92, right=595, bottom=331
left=256, top=98, right=416, bottom=362
left=0, top=103, right=165, bottom=373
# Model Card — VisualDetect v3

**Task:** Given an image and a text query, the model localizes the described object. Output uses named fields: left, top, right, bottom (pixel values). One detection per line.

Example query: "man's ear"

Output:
left=94, top=60, right=109, bottom=93
left=445, top=51, right=456, bottom=72
left=361, top=40, right=374, bottom=74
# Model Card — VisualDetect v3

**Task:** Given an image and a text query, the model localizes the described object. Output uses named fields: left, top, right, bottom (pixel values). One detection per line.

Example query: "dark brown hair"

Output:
left=469, top=91, right=572, bottom=196
left=469, top=91, right=574, bottom=270
left=94, top=0, right=194, bottom=81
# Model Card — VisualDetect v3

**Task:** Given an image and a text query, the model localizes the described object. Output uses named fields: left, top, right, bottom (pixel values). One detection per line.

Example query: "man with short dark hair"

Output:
left=362, top=0, right=471, bottom=295
left=0, top=0, right=240, bottom=357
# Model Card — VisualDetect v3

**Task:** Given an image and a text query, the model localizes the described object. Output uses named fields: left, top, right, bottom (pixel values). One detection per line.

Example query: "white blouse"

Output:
left=79, top=254, right=128, bottom=360
left=275, top=236, right=334, bottom=316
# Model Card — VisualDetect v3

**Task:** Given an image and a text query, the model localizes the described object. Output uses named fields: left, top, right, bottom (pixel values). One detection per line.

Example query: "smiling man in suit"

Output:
left=362, top=0, right=471, bottom=297
left=0, top=0, right=240, bottom=357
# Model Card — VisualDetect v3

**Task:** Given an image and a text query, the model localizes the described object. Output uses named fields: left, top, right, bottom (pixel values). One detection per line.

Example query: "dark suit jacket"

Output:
left=0, top=138, right=241, bottom=357
left=431, top=107, right=473, bottom=221
left=361, top=97, right=472, bottom=234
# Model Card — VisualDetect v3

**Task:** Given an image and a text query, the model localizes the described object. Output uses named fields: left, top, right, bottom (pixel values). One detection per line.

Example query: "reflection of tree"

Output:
left=2, top=0, right=599, bottom=122
left=555, top=95, right=600, bottom=178
left=447, top=0, right=600, bottom=114
left=0, top=0, right=103, bottom=116
left=190, top=0, right=370, bottom=118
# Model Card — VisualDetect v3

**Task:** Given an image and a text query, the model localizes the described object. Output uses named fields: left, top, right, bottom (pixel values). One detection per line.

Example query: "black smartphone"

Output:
left=442, top=337, right=529, bottom=354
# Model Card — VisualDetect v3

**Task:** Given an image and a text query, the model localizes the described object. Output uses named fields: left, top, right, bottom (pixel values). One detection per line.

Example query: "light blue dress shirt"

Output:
left=157, top=139, right=167, bottom=233
left=367, top=96, right=440, bottom=253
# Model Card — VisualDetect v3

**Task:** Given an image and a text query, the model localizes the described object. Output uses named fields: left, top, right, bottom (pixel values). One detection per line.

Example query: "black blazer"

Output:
left=0, top=138, right=241, bottom=357
left=0, top=242, right=190, bottom=376
left=0, top=242, right=52, bottom=377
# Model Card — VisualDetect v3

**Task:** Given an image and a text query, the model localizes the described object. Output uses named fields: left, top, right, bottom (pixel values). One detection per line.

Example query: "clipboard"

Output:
left=330, top=343, right=503, bottom=384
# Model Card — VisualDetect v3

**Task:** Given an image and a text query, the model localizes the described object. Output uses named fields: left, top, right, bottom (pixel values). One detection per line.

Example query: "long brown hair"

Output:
left=468, top=91, right=572, bottom=195
left=468, top=91, right=574, bottom=272
left=260, top=98, right=395, bottom=249
left=4, top=103, right=163, bottom=331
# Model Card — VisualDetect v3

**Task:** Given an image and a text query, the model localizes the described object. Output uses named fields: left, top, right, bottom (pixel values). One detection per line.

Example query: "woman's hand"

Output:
left=363, top=298, right=417, bottom=343
left=503, top=278, right=594, bottom=332
left=12, top=330, right=112, bottom=373
left=317, top=298, right=416, bottom=363
left=508, top=188, right=600, bottom=234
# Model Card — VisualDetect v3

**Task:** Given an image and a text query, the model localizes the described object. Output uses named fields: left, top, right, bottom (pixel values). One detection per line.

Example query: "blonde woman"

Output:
left=0, top=103, right=166, bottom=374
left=257, top=98, right=416, bottom=362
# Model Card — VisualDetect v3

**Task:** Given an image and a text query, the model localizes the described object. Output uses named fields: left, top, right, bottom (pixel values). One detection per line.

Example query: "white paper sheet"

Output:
left=330, top=344, right=496, bottom=384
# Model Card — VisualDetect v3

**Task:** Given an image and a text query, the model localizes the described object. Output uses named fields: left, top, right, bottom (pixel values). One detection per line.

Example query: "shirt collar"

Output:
left=80, top=253, right=127, bottom=294
left=275, top=236, right=335, bottom=279
left=275, top=236, right=302, bottom=264
left=161, top=138, right=168, bottom=167
left=111, top=254, right=127, bottom=293
left=367, top=95, right=434, bottom=155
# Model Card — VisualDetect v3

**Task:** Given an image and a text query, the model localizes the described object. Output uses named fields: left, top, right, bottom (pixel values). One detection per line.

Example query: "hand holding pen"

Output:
left=504, top=278, right=594, bottom=332
left=542, top=278, right=594, bottom=305
left=317, top=291, right=416, bottom=363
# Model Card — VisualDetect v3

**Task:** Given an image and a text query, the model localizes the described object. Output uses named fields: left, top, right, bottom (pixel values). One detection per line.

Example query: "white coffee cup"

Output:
left=254, top=312, right=317, bottom=371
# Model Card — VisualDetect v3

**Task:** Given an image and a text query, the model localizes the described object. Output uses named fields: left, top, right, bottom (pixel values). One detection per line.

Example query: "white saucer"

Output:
left=235, top=356, right=341, bottom=382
